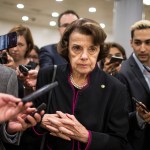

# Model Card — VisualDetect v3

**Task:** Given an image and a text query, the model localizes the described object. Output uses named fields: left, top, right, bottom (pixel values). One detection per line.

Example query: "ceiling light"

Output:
left=143, top=0, right=150, bottom=5
left=52, top=12, right=59, bottom=17
left=22, top=16, right=29, bottom=21
left=17, top=3, right=24, bottom=9
left=89, top=7, right=96, bottom=13
left=49, top=21, right=56, bottom=26
left=100, top=23, right=105, bottom=29
left=56, top=0, right=63, bottom=1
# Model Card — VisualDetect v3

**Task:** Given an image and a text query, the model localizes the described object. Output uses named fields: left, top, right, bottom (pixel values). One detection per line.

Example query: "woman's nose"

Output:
left=80, top=50, right=88, bottom=59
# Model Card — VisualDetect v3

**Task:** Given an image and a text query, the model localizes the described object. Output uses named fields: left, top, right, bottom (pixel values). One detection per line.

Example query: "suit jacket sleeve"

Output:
left=0, top=123, right=22, bottom=145
left=39, top=46, right=54, bottom=68
left=7, top=69, right=18, bottom=97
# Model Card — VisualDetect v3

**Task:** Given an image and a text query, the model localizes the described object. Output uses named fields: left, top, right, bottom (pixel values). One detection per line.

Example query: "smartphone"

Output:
left=19, top=65, right=30, bottom=76
left=25, top=103, right=46, bottom=123
left=0, top=52, right=8, bottom=64
left=109, top=56, right=124, bottom=64
left=0, top=32, right=17, bottom=51
left=22, top=81, right=58, bottom=103
left=132, top=97, right=149, bottom=112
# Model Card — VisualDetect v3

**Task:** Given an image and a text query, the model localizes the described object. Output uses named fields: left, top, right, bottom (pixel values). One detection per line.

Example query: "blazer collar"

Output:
left=129, top=55, right=150, bottom=93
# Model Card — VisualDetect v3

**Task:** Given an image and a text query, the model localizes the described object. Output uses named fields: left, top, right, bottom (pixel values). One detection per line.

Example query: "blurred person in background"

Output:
left=100, top=42, right=127, bottom=75
left=39, top=10, right=79, bottom=68
left=7, top=24, right=38, bottom=97
left=28, top=45, right=40, bottom=65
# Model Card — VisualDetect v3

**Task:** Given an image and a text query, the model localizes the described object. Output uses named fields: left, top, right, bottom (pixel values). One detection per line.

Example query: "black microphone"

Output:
left=22, top=81, right=58, bottom=103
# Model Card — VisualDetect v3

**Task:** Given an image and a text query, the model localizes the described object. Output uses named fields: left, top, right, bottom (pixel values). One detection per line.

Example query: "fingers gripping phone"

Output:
left=19, top=65, right=30, bottom=76
left=109, top=56, right=124, bottom=64
left=132, top=97, right=149, bottom=112
left=25, top=103, right=46, bottom=123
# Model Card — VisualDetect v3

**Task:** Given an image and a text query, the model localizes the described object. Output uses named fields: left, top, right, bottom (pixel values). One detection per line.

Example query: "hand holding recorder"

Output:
left=132, top=97, right=150, bottom=124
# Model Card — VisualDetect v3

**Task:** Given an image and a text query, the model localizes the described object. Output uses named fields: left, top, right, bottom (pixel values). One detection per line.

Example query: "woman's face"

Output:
left=28, top=49, right=39, bottom=64
left=8, top=35, right=28, bottom=62
left=68, top=31, right=100, bottom=76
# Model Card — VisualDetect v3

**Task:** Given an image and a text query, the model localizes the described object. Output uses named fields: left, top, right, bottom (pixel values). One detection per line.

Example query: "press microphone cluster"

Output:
left=22, top=81, right=58, bottom=103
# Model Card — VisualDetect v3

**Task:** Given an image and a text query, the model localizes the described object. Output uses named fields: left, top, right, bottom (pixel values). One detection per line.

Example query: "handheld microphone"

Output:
left=22, top=81, right=58, bottom=103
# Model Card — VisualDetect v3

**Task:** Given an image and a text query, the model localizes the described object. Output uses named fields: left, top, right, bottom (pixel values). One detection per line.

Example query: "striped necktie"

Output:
left=143, top=65, right=150, bottom=73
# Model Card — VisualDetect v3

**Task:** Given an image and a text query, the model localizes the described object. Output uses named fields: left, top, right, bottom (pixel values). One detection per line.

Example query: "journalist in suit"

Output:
left=39, top=10, right=79, bottom=68
left=118, top=20, right=150, bottom=150
left=39, top=44, right=67, bottom=68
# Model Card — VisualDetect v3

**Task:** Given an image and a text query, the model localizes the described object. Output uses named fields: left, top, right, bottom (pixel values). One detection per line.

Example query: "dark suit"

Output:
left=39, top=43, right=67, bottom=68
left=118, top=54, right=150, bottom=150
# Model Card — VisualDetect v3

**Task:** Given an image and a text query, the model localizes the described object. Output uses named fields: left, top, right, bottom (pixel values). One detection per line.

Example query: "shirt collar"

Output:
left=132, top=53, right=145, bottom=73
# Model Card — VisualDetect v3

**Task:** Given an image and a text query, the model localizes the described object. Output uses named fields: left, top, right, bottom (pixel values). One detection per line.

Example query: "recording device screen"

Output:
left=0, top=32, right=17, bottom=51
left=109, top=56, right=124, bottom=64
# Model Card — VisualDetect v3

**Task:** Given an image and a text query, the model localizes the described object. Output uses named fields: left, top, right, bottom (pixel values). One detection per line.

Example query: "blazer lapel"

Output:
left=129, top=56, right=150, bottom=93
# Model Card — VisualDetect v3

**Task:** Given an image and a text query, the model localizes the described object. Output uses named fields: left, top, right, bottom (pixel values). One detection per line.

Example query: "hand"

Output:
left=24, top=69, right=38, bottom=89
left=103, top=61, right=121, bottom=75
left=41, top=113, right=73, bottom=141
left=57, top=111, right=89, bottom=143
left=42, top=111, right=89, bottom=143
left=4, top=52, right=16, bottom=70
left=16, top=67, right=27, bottom=81
left=0, top=93, right=32, bottom=123
left=7, top=107, right=44, bottom=134
left=136, top=103, right=150, bottom=124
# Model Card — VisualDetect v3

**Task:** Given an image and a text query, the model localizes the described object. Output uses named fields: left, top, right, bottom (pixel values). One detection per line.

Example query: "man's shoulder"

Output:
left=0, top=65, right=16, bottom=75
left=40, top=43, right=57, bottom=51
left=121, top=55, right=135, bottom=71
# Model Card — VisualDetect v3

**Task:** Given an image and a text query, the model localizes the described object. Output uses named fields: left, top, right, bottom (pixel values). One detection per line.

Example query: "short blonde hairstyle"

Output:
left=131, top=20, right=150, bottom=38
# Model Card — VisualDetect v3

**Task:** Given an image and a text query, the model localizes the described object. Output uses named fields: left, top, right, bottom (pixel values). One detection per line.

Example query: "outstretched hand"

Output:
left=0, top=93, right=32, bottom=123
left=7, top=107, right=44, bottom=134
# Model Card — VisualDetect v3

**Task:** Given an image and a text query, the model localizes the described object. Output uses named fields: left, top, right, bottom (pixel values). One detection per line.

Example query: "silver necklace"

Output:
left=70, top=74, right=87, bottom=89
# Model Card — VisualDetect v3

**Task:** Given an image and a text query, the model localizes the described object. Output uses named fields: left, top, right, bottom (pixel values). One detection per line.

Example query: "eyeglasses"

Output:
left=71, top=45, right=99, bottom=55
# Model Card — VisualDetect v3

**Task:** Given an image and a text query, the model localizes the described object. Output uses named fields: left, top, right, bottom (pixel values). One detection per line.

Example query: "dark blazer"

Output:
left=34, top=64, right=129, bottom=150
left=119, top=54, right=150, bottom=150
left=39, top=44, right=67, bottom=68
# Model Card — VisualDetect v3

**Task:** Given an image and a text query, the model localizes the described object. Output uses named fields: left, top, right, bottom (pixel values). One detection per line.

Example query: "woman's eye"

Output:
left=88, top=47, right=97, bottom=54
left=72, top=45, right=82, bottom=53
